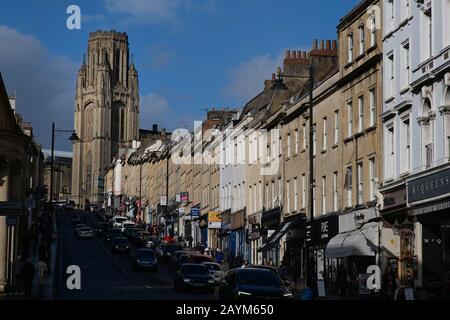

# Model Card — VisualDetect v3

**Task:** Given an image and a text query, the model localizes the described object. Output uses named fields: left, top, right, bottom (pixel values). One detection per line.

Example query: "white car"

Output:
left=111, top=216, right=128, bottom=229
left=77, top=227, right=94, bottom=239
left=202, top=262, right=224, bottom=283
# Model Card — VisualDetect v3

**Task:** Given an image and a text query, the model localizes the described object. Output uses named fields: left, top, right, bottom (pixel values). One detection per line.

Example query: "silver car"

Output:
left=202, top=262, right=224, bottom=283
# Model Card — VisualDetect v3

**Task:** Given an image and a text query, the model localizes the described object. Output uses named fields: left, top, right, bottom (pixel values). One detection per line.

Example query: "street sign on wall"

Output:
left=190, top=207, right=200, bottom=217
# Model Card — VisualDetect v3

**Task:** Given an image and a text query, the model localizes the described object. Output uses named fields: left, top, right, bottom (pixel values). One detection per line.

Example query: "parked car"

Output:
left=106, top=228, right=123, bottom=243
left=70, top=215, right=81, bottom=225
left=188, top=254, right=214, bottom=264
left=170, top=250, right=187, bottom=268
left=174, top=264, right=215, bottom=293
left=218, top=268, right=293, bottom=300
left=95, top=222, right=109, bottom=236
left=77, top=227, right=94, bottom=239
left=202, top=262, right=224, bottom=284
left=111, top=237, right=130, bottom=253
left=121, top=221, right=135, bottom=233
left=111, top=216, right=128, bottom=228
left=134, top=249, right=158, bottom=271
left=74, top=224, right=87, bottom=235
left=163, top=243, right=183, bottom=261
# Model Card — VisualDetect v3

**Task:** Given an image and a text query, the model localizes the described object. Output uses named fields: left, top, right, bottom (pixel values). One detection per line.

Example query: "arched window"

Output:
left=443, top=88, right=450, bottom=158
left=115, top=49, right=121, bottom=82
left=120, top=108, right=125, bottom=140
left=420, top=98, right=434, bottom=168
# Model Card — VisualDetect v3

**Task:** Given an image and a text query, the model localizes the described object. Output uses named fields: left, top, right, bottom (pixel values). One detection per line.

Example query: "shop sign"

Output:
left=311, top=215, right=339, bottom=246
left=190, top=207, right=200, bottom=217
left=407, top=167, right=450, bottom=204
left=248, top=224, right=261, bottom=240
left=383, top=188, right=406, bottom=210
left=339, top=207, right=377, bottom=233
left=180, top=192, right=189, bottom=203
left=208, top=211, right=221, bottom=229
left=160, top=196, right=167, bottom=206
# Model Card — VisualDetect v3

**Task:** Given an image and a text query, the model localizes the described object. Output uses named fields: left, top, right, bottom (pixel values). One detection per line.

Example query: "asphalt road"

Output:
left=57, top=211, right=218, bottom=300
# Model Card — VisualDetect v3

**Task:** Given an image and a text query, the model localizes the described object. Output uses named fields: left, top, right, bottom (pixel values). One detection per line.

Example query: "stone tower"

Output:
left=71, top=30, right=139, bottom=205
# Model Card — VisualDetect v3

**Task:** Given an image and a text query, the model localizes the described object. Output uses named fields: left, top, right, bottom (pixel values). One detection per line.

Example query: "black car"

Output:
left=134, top=249, right=158, bottom=271
left=163, top=243, right=183, bottom=262
left=175, top=254, right=189, bottom=270
left=218, top=268, right=293, bottom=300
left=95, top=222, right=109, bottom=236
left=111, top=237, right=130, bottom=253
left=106, top=228, right=123, bottom=243
left=70, top=215, right=81, bottom=225
left=174, top=264, right=215, bottom=293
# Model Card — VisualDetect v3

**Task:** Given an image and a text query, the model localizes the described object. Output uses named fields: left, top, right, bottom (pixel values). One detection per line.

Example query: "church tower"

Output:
left=72, top=30, right=139, bottom=205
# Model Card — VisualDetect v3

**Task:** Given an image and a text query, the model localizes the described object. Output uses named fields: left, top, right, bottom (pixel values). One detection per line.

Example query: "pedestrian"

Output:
left=35, top=258, right=48, bottom=300
left=267, top=258, right=274, bottom=267
left=241, top=259, right=249, bottom=268
left=215, top=248, right=223, bottom=265
left=13, top=256, right=24, bottom=294
left=235, top=253, right=244, bottom=268
left=23, top=259, right=35, bottom=300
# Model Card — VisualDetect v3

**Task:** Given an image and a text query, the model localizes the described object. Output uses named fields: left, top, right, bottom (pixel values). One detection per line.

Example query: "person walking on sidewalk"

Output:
left=23, top=259, right=35, bottom=300
left=35, top=258, right=48, bottom=300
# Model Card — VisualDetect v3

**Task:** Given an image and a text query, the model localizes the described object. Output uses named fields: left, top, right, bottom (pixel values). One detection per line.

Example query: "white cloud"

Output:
left=101, top=0, right=215, bottom=26
left=0, top=25, right=78, bottom=150
left=223, top=53, right=283, bottom=102
left=140, top=92, right=171, bottom=128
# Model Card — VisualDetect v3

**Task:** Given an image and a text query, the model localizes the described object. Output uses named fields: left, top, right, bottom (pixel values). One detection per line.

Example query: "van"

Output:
left=111, top=216, right=128, bottom=228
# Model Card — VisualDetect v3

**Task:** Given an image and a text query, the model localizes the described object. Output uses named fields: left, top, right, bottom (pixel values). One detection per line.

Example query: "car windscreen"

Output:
left=116, top=217, right=127, bottom=222
left=109, top=229, right=122, bottom=235
left=205, top=264, right=220, bottom=271
left=137, top=250, right=155, bottom=259
left=79, top=228, right=91, bottom=231
left=182, top=265, right=208, bottom=275
left=237, top=270, right=282, bottom=287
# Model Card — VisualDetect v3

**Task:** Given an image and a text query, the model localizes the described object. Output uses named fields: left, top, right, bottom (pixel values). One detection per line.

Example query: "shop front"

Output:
left=258, top=206, right=281, bottom=266
left=407, top=166, right=450, bottom=300
left=306, top=214, right=339, bottom=296
left=208, top=211, right=221, bottom=249
left=219, top=209, right=231, bottom=259
left=231, top=208, right=246, bottom=258
left=325, top=208, right=380, bottom=298
left=248, top=212, right=262, bottom=265
left=283, top=214, right=306, bottom=277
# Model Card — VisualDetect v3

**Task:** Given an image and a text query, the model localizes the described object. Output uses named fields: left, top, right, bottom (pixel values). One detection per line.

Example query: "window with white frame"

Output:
left=422, top=8, right=433, bottom=61
left=370, top=14, right=376, bottom=47
left=313, top=124, right=317, bottom=156
left=422, top=99, right=434, bottom=168
left=286, top=181, right=290, bottom=213
left=302, top=123, right=307, bottom=149
left=301, top=174, right=306, bottom=209
left=272, top=182, right=276, bottom=208
left=358, top=96, right=364, bottom=132
left=333, top=172, right=338, bottom=211
left=400, top=116, right=411, bottom=173
left=334, top=110, right=339, bottom=145
left=347, top=102, right=353, bottom=137
left=387, top=53, right=395, bottom=98
left=357, top=162, right=364, bottom=205
left=259, top=181, right=262, bottom=211
left=294, top=177, right=298, bottom=212
left=402, top=0, right=410, bottom=21
left=313, top=186, right=316, bottom=217
left=401, top=41, right=410, bottom=90
left=294, top=129, right=299, bottom=155
left=265, top=183, right=269, bottom=209
left=359, top=25, right=365, bottom=55
left=385, top=124, right=395, bottom=179
left=369, top=89, right=376, bottom=127
left=445, top=90, right=450, bottom=158
left=322, top=176, right=327, bottom=214
left=387, top=0, right=395, bottom=32
left=346, top=166, right=353, bottom=207
left=253, top=184, right=257, bottom=214
left=348, top=33, right=354, bottom=63
left=322, top=118, right=327, bottom=151
left=287, top=133, right=291, bottom=158
left=369, top=158, right=377, bottom=201
left=249, top=185, right=252, bottom=213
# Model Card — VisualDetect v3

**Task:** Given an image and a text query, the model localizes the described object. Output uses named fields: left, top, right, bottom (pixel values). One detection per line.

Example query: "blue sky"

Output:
left=0, top=0, right=359, bottom=151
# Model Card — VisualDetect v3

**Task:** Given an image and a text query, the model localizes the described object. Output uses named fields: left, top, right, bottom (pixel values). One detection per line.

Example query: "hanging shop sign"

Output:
left=407, top=167, right=450, bottom=204
left=248, top=223, right=261, bottom=240
left=383, top=187, right=406, bottom=211
left=190, top=207, right=200, bottom=217
left=160, top=196, right=167, bottom=206
left=208, top=211, right=221, bottom=229
left=180, top=192, right=189, bottom=203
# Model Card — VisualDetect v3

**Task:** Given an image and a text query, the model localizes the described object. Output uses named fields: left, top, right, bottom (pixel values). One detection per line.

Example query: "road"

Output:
left=57, top=211, right=218, bottom=300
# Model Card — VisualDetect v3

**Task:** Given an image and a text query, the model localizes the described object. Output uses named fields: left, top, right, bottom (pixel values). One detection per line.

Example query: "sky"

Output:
left=0, top=0, right=359, bottom=151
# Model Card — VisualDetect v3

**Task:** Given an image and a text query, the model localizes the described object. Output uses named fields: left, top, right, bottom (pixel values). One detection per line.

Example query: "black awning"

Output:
left=258, top=216, right=303, bottom=252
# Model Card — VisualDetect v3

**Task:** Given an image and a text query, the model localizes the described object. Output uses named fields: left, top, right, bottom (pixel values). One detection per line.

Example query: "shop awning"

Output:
left=325, top=222, right=380, bottom=258
left=258, top=217, right=303, bottom=252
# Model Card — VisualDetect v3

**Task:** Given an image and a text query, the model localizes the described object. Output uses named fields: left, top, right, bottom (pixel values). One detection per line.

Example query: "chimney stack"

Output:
left=302, top=51, right=307, bottom=60
left=326, top=40, right=331, bottom=50
left=313, top=39, right=318, bottom=50
left=286, top=50, right=291, bottom=59
left=332, top=40, right=337, bottom=51
left=320, top=39, right=325, bottom=50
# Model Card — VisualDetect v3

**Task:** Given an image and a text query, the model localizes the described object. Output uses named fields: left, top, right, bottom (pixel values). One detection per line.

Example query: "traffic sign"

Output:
left=0, top=202, right=22, bottom=216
